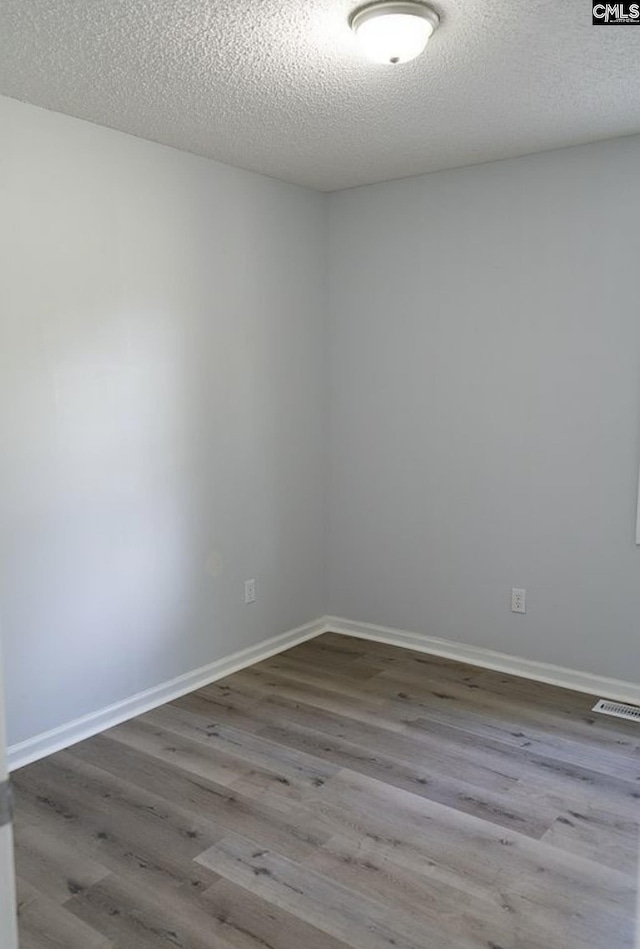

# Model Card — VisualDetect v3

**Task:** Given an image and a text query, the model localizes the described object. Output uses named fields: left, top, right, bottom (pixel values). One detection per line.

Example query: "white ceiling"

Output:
left=1, top=0, right=639, bottom=191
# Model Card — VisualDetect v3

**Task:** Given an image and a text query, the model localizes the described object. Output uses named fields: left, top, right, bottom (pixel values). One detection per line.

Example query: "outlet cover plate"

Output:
left=244, top=579, right=256, bottom=604
left=511, top=587, right=526, bottom=614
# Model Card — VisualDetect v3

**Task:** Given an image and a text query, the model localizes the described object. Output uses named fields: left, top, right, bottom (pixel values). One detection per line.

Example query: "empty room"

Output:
left=1, top=1, right=639, bottom=947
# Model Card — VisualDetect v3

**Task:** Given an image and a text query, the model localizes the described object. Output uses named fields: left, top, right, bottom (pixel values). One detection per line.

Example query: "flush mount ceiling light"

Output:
left=350, top=0, right=440, bottom=65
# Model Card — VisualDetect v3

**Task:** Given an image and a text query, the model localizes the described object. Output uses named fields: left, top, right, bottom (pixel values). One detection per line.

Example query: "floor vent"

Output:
left=592, top=699, right=640, bottom=722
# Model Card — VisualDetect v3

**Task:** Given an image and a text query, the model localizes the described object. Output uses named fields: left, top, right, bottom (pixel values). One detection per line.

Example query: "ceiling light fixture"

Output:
left=350, top=1, right=440, bottom=65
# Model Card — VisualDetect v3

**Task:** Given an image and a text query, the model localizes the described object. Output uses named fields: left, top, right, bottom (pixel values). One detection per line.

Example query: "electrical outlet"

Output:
left=511, top=587, right=526, bottom=614
left=244, top=579, right=256, bottom=604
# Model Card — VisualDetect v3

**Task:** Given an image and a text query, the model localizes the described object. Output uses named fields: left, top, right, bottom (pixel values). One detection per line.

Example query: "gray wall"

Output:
left=327, top=138, right=640, bottom=682
left=0, top=97, right=326, bottom=745
left=3, top=96, right=639, bottom=749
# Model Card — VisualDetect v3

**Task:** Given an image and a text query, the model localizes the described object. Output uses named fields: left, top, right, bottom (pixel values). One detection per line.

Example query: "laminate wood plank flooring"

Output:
left=12, top=632, right=640, bottom=948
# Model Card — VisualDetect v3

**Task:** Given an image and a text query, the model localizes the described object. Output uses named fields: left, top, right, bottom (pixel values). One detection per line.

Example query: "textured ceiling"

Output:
left=1, top=0, right=639, bottom=191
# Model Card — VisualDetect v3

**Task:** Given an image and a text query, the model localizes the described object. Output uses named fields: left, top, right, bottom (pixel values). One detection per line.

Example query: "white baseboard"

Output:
left=8, top=618, right=326, bottom=772
left=10, top=614, right=639, bottom=771
left=325, top=616, right=640, bottom=706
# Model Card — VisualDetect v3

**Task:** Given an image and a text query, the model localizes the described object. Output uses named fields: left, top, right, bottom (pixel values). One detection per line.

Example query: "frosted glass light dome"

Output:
left=351, top=1, right=440, bottom=65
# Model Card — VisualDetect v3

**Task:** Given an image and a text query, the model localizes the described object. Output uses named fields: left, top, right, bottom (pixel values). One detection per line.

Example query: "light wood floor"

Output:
left=12, top=633, right=640, bottom=949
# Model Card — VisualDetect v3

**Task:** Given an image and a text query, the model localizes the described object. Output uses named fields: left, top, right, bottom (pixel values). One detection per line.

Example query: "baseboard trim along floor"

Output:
left=327, top=616, right=640, bottom=708
left=10, top=613, right=639, bottom=771
left=7, top=618, right=326, bottom=772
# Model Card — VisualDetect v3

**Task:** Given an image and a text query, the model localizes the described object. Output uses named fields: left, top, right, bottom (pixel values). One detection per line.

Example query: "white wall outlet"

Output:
left=511, top=587, right=526, bottom=614
left=244, top=578, right=256, bottom=604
